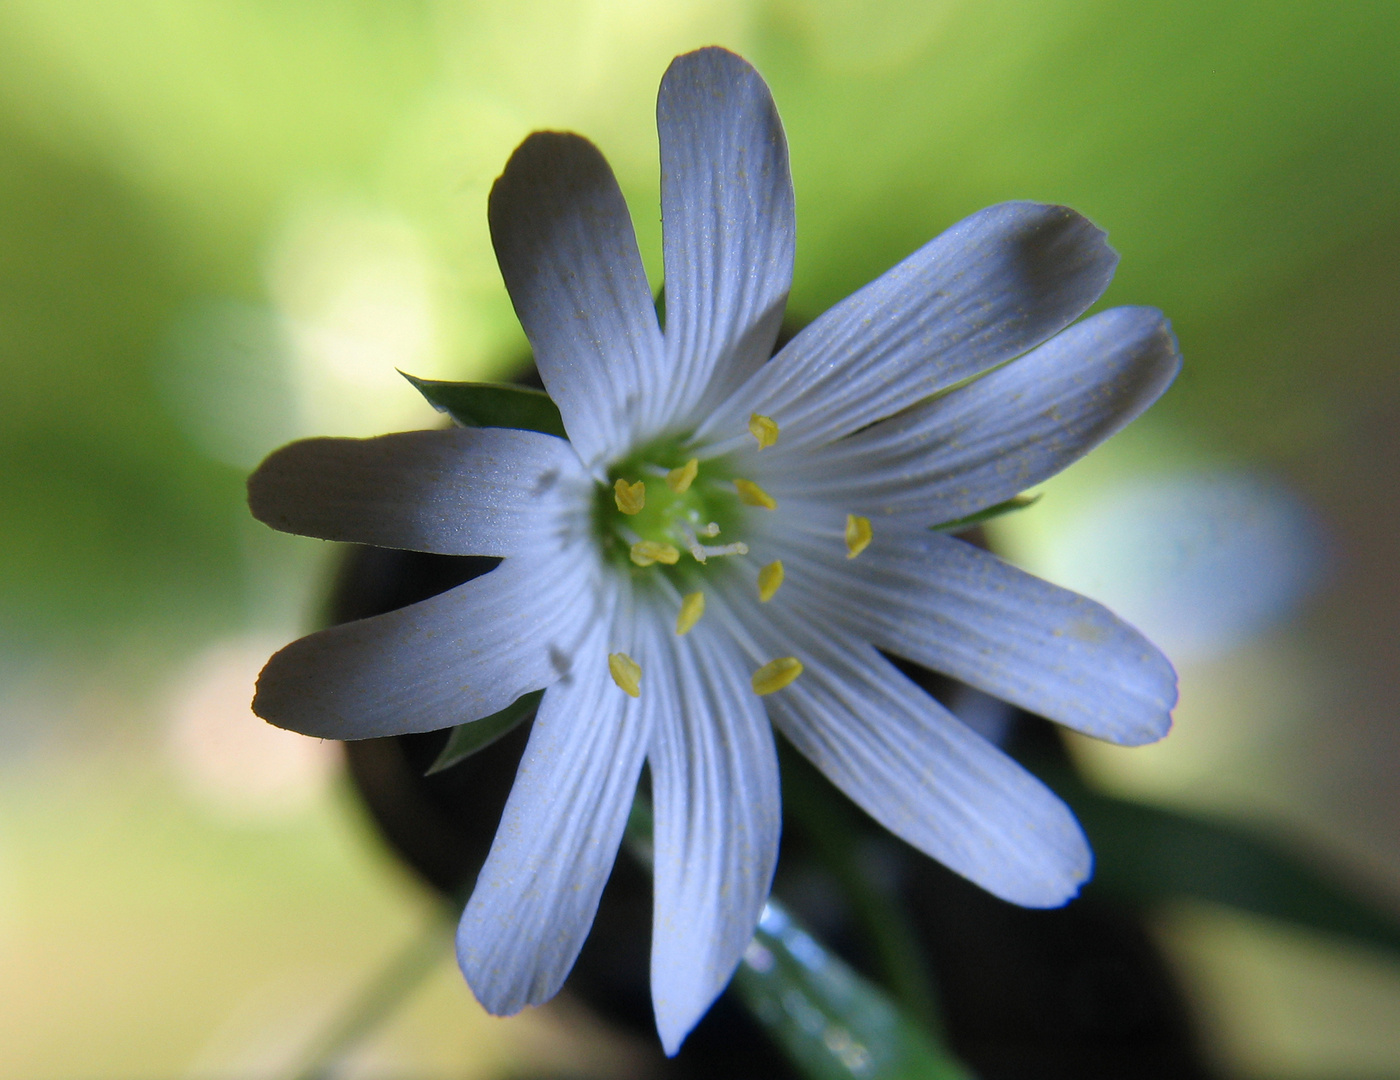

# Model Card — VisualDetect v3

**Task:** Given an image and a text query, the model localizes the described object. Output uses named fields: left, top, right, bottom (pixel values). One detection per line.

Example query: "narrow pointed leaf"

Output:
left=624, top=800, right=973, bottom=1079
left=1047, top=771, right=1400, bottom=956
left=402, top=373, right=567, bottom=439
left=426, top=690, right=542, bottom=775
left=732, top=899, right=974, bottom=1080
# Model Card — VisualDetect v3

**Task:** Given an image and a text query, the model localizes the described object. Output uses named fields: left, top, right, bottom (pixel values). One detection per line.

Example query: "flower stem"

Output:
left=287, top=910, right=453, bottom=1080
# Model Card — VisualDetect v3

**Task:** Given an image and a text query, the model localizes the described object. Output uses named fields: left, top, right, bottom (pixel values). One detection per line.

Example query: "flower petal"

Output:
left=457, top=620, right=650, bottom=1015
left=253, top=553, right=600, bottom=739
left=765, top=308, right=1181, bottom=520
left=698, top=202, right=1118, bottom=453
left=709, top=581, right=1091, bottom=907
left=247, top=427, right=590, bottom=557
left=643, top=605, right=781, bottom=1054
left=489, top=132, right=664, bottom=468
left=655, top=47, right=795, bottom=430
left=770, top=520, right=1176, bottom=746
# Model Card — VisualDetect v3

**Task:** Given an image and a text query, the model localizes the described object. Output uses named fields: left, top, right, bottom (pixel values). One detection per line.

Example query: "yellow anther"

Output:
left=608, top=652, right=642, bottom=697
left=752, top=657, right=803, bottom=696
left=614, top=478, right=646, bottom=515
left=845, top=514, right=873, bottom=559
left=748, top=413, right=780, bottom=449
left=734, top=478, right=777, bottom=510
left=666, top=458, right=699, bottom=494
left=676, top=591, right=705, bottom=635
left=757, top=560, right=785, bottom=602
left=630, top=540, right=681, bottom=567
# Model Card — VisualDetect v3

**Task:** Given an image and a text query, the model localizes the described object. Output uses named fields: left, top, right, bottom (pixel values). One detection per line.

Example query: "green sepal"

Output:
left=425, top=690, right=543, bottom=776
left=930, top=493, right=1040, bottom=533
left=402, top=373, right=567, bottom=439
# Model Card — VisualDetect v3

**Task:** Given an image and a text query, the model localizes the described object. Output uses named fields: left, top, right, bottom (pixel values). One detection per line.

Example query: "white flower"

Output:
left=248, top=48, right=1180, bottom=1053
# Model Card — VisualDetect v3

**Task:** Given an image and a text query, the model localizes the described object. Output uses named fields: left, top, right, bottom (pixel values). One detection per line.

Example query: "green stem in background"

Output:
left=288, top=909, right=454, bottom=1080
left=780, top=750, right=946, bottom=1037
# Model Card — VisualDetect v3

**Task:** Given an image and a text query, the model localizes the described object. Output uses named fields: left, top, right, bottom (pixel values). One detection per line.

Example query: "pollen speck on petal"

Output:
left=845, top=514, right=873, bottom=558
left=608, top=652, right=642, bottom=697
left=734, top=478, right=776, bottom=510
left=748, top=413, right=779, bottom=449
left=757, top=560, right=784, bottom=602
left=631, top=540, right=681, bottom=566
left=676, top=591, right=705, bottom=635
left=751, top=657, right=802, bottom=696
left=666, top=459, right=699, bottom=493
left=614, top=478, right=646, bottom=515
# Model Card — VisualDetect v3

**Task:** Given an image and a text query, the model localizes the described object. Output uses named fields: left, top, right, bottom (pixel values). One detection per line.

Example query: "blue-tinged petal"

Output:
left=489, top=132, right=664, bottom=469
left=697, top=202, right=1118, bottom=454
left=644, top=603, right=781, bottom=1055
left=253, top=553, right=601, bottom=739
left=765, top=308, right=1181, bottom=520
left=709, top=580, right=1091, bottom=907
left=248, top=427, right=591, bottom=557
left=457, top=616, right=650, bottom=1015
left=655, top=47, right=794, bottom=431
left=769, top=519, right=1176, bottom=746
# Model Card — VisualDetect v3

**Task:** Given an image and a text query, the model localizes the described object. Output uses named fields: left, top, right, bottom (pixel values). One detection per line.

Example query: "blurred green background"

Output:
left=1, top=1, right=1398, bottom=1076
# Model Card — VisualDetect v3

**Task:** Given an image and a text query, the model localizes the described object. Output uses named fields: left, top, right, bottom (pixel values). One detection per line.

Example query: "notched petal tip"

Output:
left=1114, top=713, right=1174, bottom=749
left=1107, top=643, right=1179, bottom=748
left=251, top=634, right=385, bottom=743
left=1137, top=307, right=1185, bottom=386
left=1025, top=852, right=1094, bottom=910
left=995, top=200, right=1119, bottom=308
left=249, top=639, right=319, bottom=736
left=455, top=927, right=541, bottom=1018
left=1007, top=799, right=1094, bottom=910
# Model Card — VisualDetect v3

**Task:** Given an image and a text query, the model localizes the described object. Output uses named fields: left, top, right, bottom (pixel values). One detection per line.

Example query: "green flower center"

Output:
left=594, top=437, right=762, bottom=580
left=593, top=415, right=811, bottom=697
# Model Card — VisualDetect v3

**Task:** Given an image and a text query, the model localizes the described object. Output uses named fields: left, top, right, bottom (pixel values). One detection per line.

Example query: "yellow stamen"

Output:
left=630, top=540, right=680, bottom=567
left=845, top=514, right=873, bottom=559
left=734, top=478, right=777, bottom=510
left=666, top=458, right=699, bottom=494
left=614, top=478, right=646, bottom=515
left=757, top=560, right=785, bottom=602
left=748, top=413, right=780, bottom=449
left=608, top=652, right=642, bottom=697
left=752, top=657, right=803, bottom=696
left=676, top=591, right=705, bottom=635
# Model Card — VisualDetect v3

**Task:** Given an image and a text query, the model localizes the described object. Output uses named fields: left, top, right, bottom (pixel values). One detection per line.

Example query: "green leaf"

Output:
left=733, top=899, right=974, bottom=1080
left=779, top=745, right=944, bottom=1035
left=402, top=373, right=567, bottom=439
left=622, top=799, right=974, bottom=1080
left=425, top=691, right=542, bottom=776
left=930, top=494, right=1040, bottom=533
left=1048, top=771, right=1400, bottom=956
